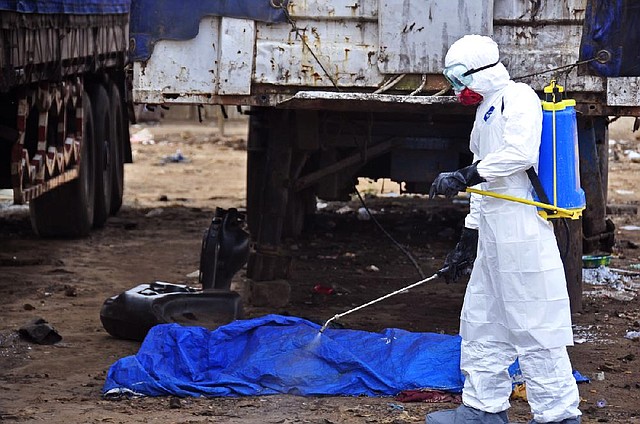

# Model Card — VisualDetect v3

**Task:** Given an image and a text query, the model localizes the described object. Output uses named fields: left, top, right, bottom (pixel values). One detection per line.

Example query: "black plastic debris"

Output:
left=199, top=207, right=249, bottom=290
left=100, top=208, right=249, bottom=342
left=100, top=282, right=244, bottom=341
left=18, top=317, right=62, bottom=345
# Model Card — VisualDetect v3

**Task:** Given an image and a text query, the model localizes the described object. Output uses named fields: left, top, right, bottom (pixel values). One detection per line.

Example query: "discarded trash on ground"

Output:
left=130, top=127, right=155, bottom=145
left=18, top=317, right=62, bottom=345
left=100, top=282, right=244, bottom=341
left=582, top=265, right=638, bottom=301
left=624, top=330, right=640, bottom=340
left=396, top=389, right=462, bottom=404
left=313, top=284, right=335, bottom=295
left=573, top=324, right=605, bottom=345
left=160, top=149, right=189, bottom=164
left=582, top=255, right=611, bottom=268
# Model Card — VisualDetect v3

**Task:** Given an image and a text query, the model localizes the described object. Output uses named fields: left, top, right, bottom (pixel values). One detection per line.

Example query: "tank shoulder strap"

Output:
left=501, top=95, right=555, bottom=215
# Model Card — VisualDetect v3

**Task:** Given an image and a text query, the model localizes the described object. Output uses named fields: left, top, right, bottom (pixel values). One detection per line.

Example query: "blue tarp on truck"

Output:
left=0, top=0, right=130, bottom=14
left=580, top=0, right=640, bottom=76
left=129, top=0, right=289, bottom=61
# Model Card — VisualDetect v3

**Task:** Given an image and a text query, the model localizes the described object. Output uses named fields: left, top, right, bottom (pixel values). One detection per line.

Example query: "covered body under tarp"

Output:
left=103, top=315, right=465, bottom=397
left=103, top=315, right=588, bottom=398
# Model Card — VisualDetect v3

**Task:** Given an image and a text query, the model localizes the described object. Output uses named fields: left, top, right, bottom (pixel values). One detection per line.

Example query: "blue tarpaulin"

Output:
left=129, top=0, right=289, bottom=61
left=103, top=314, right=464, bottom=397
left=579, top=0, right=640, bottom=76
left=103, top=314, right=589, bottom=398
left=0, top=0, right=130, bottom=14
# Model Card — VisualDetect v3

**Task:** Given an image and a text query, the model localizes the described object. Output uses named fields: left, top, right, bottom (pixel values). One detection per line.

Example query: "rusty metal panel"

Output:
left=219, top=18, right=255, bottom=95
left=492, top=0, right=603, bottom=93
left=607, top=78, right=640, bottom=106
left=254, top=19, right=384, bottom=87
left=133, top=17, right=220, bottom=104
left=377, top=0, right=493, bottom=74
left=494, top=24, right=603, bottom=92
left=493, top=0, right=586, bottom=20
left=286, top=0, right=378, bottom=18
left=133, top=17, right=255, bottom=102
left=130, top=0, right=632, bottom=107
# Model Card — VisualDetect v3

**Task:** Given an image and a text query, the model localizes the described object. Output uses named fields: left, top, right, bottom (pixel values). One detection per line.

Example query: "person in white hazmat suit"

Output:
left=426, top=35, right=582, bottom=424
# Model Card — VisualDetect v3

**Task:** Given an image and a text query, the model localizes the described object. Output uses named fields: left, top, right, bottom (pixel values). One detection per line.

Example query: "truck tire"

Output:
left=88, top=83, right=114, bottom=227
left=108, top=81, right=125, bottom=215
left=29, top=92, right=96, bottom=237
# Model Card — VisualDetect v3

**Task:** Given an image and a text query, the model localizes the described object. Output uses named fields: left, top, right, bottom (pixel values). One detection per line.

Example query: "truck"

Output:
left=0, top=0, right=131, bottom=236
left=2, top=0, right=637, bottom=310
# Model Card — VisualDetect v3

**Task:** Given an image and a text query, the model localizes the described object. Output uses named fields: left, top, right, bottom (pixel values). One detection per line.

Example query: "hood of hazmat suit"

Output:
left=444, top=34, right=510, bottom=98
left=442, top=35, right=580, bottom=423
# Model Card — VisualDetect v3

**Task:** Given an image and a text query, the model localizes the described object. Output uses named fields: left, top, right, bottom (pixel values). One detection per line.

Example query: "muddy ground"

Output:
left=1, top=117, right=640, bottom=423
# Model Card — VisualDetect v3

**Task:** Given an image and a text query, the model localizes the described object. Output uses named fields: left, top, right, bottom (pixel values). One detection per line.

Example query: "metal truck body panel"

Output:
left=377, top=0, right=493, bottom=74
left=0, top=0, right=629, bottom=300
left=131, top=0, right=638, bottom=112
left=607, top=78, right=640, bottom=106
left=133, top=17, right=256, bottom=103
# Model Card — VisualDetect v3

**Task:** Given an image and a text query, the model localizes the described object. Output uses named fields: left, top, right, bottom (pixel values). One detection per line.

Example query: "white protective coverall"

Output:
left=446, top=35, right=581, bottom=422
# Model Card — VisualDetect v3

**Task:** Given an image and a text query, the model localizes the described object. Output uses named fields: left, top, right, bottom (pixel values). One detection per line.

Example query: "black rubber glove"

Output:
left=442, top=227, right=478, bottom=283
left=429, top=161, right=485, bottom=199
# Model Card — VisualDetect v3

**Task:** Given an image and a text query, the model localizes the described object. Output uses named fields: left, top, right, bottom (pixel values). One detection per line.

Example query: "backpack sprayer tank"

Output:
left=536, top=80, right=586, bottom=219
left=466, top=80, right=586, bottom=220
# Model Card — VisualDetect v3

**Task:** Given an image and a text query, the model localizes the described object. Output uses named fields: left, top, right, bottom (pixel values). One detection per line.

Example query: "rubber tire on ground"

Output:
left=29, top=92, right=96, bottom=237
left=88, top=83, right=114, bottom=227
left=108, top=81, right=125, bottom=215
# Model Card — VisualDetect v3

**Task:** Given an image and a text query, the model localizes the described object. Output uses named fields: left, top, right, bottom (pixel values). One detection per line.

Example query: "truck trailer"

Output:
left=2, top=0, right=638, bottom=310
left=0, top=0, right=131, bottom=236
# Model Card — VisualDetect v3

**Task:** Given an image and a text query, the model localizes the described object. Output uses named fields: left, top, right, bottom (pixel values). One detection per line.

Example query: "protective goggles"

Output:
left=443, top=59, right=500, bottom=90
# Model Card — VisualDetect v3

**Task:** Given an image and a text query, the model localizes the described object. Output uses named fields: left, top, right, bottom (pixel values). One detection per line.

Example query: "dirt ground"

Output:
left=1, top=116, right=640, bottom=424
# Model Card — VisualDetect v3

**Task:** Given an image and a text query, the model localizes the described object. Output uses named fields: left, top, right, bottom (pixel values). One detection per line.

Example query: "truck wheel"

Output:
left=29, top=92, right=96, bottom=237
left=88, top=83, right=114, bottom=227
left=108, top=81, right=125, bottom=215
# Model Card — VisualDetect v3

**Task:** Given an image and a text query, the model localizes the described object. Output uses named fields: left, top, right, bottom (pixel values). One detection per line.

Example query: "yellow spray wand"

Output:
left=465, top=187, right=582, bottom=220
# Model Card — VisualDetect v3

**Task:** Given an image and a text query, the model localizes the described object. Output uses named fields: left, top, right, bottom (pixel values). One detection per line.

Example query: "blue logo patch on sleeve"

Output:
left=483, top=106, right=495, bottom=122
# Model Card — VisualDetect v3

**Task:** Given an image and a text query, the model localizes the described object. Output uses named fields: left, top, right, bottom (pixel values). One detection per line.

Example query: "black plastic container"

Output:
left=100, top=282, right=243, bottom=341
left=199, top=207, right=249, bottom=290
